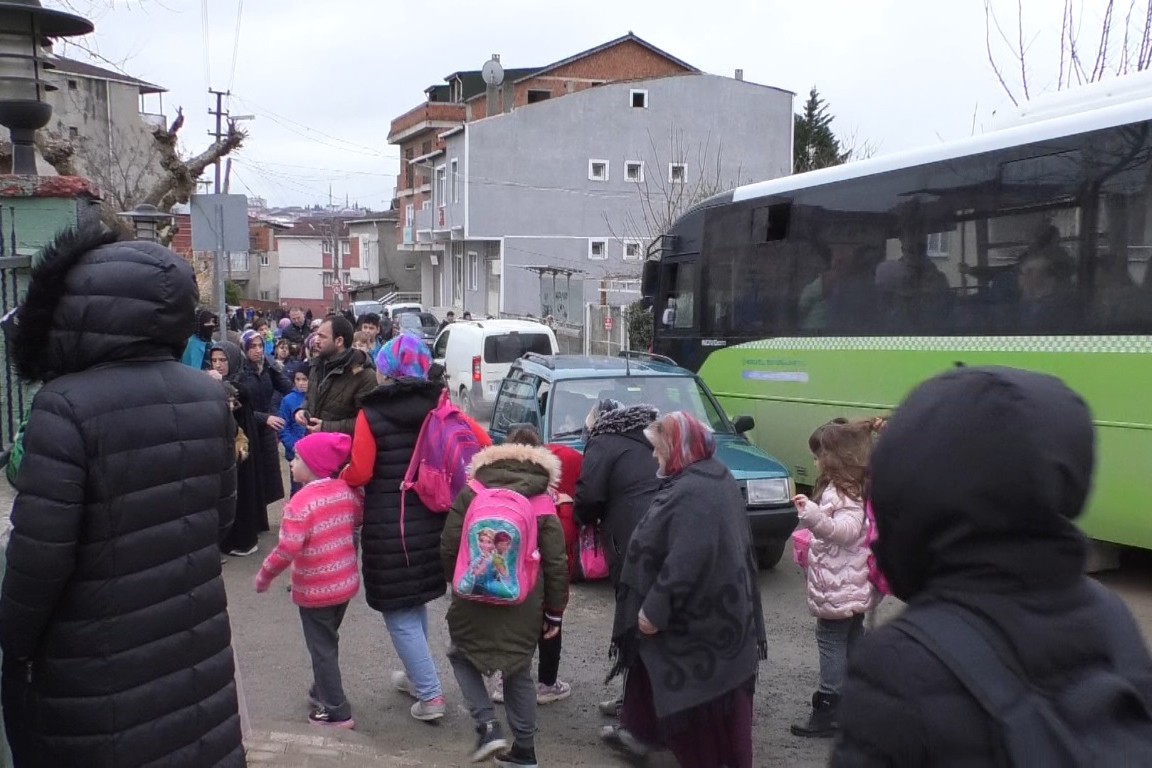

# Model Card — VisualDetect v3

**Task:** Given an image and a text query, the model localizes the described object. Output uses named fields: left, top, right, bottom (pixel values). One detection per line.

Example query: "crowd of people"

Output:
left=1, top=225, right=1152, bottom=767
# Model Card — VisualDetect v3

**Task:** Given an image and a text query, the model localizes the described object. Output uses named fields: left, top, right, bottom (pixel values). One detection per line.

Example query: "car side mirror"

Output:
left=733, top=415, right=755, bottom=435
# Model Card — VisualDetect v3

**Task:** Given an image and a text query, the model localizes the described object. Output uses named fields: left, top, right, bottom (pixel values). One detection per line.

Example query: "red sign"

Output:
left=438, top=208, right=445, bottom=227
left=604, top=315, right=613, bottom=331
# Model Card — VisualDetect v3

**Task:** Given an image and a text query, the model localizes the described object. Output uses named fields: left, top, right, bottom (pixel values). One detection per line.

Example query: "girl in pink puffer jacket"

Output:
left=789, top=418, right=883, bottom=740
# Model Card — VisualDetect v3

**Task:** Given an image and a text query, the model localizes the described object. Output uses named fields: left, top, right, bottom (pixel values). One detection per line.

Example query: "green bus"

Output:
left=643, top=86, right=1152, bottom=550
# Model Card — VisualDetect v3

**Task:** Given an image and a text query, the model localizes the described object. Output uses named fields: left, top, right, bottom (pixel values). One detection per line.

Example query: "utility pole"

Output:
left=208, top=88, right=230, bottom=334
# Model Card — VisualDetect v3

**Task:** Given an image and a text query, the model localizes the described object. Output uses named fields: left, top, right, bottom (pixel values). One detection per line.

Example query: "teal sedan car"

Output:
left=487, top=352, right=797, bottom=569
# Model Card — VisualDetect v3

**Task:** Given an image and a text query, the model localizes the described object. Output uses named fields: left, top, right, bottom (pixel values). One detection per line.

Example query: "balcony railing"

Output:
left=229, top=252, right=250, bottom=273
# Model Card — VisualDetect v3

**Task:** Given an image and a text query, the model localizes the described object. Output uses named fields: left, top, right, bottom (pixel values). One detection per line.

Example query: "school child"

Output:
left=440, top=428, right=569, bottom=766
left=254, top=432, right=363, bottom=729
left=352, top=331, right=378, bottom=369
left=790, top=418, right=883, bottom=738
left=278, top=363, right=310, bottom=496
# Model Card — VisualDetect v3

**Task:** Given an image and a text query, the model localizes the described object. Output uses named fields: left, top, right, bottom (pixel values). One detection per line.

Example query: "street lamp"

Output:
left=0, top=0, right=91, bottom=175
left=118, top=203, right=174, bottom=243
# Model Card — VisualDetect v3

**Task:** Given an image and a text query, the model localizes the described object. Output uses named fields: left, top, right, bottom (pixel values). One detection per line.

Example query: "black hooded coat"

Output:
left=0, top=225, right=243, bottom=767
left=832, top=367, right=1152, bottom=767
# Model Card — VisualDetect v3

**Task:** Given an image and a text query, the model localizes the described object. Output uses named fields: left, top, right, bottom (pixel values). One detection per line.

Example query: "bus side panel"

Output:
left=702, top=341, right=1152, bottom=549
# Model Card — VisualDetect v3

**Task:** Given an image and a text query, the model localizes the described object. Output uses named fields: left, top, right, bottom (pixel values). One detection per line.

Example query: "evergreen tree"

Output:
left=793, top=87, right=851, bottom=173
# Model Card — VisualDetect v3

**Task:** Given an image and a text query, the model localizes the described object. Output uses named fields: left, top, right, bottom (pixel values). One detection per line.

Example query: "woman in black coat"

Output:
left=236, top=329, right=292, bottom=510
left=0, top=224, right=243, bottom=767
left=211, top=340, right=272, bottom=557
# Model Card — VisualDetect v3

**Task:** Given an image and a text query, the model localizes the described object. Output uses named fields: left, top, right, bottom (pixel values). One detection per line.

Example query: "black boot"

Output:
left=790, top=692, right=840, bottom=738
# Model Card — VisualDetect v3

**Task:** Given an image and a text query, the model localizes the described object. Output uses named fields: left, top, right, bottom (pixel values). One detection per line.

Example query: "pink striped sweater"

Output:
left=256, top=478, right=363, bottom=608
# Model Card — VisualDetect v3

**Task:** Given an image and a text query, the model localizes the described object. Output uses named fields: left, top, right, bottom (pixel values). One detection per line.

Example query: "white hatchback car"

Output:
left=431, top=319, right=559, bottom=418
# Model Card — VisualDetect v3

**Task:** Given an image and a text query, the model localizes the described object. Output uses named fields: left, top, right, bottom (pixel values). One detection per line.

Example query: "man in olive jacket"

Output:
left=0, top=224, right=243, bottom=767
left=295, top=315, right=376, bottom=435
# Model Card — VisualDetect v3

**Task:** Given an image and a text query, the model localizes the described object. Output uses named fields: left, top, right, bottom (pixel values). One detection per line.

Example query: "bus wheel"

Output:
left=755, top=539, right=787, bottom=570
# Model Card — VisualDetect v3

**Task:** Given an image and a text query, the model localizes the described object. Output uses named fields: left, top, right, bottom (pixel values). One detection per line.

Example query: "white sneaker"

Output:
left=391, top=670, right=416, bottom=699
left=536, top=679, right=572, bottom=704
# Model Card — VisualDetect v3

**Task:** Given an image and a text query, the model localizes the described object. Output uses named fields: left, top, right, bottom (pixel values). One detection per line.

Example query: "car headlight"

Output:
left=746, top=478, right=791, bottom=506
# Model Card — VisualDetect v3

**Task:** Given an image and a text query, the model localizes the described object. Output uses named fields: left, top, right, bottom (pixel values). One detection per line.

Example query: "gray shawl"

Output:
left=609, top=456, right=767, bottom=720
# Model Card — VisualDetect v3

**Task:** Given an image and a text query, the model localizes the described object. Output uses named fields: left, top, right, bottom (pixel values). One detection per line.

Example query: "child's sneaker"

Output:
left=471, top=720, right=509, bottom=762
left=489, top=671, right=504, bottom=703
left=536, top=679, right=571, bottom=704
left=410, top=695, right=447, bottom=722
left=391, top=670, right=417, bottom=699
left=495, top=743, right=538, bottom=767
left=308, top=707, right=354, bottom=729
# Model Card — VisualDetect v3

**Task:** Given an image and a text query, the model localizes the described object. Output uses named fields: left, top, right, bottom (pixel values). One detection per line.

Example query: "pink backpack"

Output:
left=452, top=479, right=557, bottom=605
left=399, top=390, right=484, bottom=563
left=575, top=525, right=610, bottom=582
left=864, top=500, right=893, bottom=596
left=792, top=527, right=811, bottom=570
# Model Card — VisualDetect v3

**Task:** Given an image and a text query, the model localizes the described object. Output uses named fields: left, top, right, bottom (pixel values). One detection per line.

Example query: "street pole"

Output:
left=208, top=88, right=229, bottom=338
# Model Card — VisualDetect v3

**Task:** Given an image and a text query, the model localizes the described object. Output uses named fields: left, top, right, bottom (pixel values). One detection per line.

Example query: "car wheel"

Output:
left=460, top=389, right=475, bottom=417
left=755, top=538, right=787, bottom=570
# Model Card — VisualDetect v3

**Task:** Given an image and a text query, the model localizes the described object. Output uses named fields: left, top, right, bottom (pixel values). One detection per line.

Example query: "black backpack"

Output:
left=892, top=581, right=1152, bottom=767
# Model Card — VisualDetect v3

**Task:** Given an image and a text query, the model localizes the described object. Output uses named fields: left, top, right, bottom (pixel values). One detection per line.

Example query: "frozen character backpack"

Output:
left=398, top=389, right=484, bottom=563
left=453, top=479, right=556, bottom=605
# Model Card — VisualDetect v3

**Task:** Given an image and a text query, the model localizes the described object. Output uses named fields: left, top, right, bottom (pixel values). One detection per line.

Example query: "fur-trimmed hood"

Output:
left=8, top=223, right=198, bottom=382
left=589, top=404, right=658, bottom=440
left=469, top=442, right=562, bottom=492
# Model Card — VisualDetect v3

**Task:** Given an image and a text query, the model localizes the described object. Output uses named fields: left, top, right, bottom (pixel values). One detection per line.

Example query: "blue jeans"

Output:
left=383, top=605, right=442, bottom=701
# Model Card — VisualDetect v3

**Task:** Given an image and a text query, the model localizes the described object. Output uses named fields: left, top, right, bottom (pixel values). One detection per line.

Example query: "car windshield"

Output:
left=548, top=375, right=729, bottom=439
left=399, top=313, right=438, bottom=332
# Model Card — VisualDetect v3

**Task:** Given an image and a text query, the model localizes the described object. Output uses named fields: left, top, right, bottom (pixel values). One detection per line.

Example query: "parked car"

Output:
left=383, top=302, right=422, bottom=321
left=432, top=319, right=559, bottom=419
left=395, top=311, right=440, bottom=347
left=351, top=299, right=383, bottom=320
left=487, top=352, right=797, bottom=569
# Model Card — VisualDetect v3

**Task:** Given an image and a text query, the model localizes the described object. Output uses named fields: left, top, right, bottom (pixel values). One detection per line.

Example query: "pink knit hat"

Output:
left=295, top=432, right=352, bottom=478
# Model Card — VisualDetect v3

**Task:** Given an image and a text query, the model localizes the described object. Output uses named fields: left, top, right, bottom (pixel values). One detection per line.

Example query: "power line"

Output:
left=226, top=0, right=245, bottom=95
left=230, top=93, right=398, bottom=159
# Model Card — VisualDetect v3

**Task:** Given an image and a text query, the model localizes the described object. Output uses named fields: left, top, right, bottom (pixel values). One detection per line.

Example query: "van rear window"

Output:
left=484, top=333, right=552, bottom=363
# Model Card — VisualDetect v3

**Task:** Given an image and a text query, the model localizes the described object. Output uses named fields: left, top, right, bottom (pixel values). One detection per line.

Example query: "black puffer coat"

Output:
left=358, top=378, right=448, bottom=613
left=573, top=405, right=660, bottom=583
left=0, top=226, right=243, bottom=767
left=832, top=367, right=1152, bottom=767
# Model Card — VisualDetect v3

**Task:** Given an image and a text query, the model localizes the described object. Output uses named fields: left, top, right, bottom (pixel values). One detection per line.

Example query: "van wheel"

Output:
left=755, top=539, right=787, bottom=570
left=460, top=389, right=475, bottom=417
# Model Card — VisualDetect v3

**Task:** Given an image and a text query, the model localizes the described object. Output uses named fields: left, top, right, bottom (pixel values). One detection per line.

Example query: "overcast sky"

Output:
left=48, top=0, right=1122, bottom=208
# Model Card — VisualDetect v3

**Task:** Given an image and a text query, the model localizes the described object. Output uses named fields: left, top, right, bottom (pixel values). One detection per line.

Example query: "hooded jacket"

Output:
left=573, top=404, right=660, bottom=582
left=833, top=367, right=1152, bottom=767
left=798, top=486, right=877, bottom=620
left=441, top=443, right=569, bottom=675
left=0, top=225, right=243, bottom=767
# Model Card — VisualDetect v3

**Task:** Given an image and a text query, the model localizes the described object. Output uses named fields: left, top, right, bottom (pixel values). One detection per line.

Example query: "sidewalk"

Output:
left=244, top=721, right=425, bottom=767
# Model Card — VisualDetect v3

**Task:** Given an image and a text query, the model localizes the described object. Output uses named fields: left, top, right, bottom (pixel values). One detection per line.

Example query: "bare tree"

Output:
left=986, top=0, right=1152, bottom=105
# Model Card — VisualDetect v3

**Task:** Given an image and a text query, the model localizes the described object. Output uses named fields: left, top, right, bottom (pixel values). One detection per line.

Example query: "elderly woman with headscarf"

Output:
left=600, top=411, right=767, bottom=768
left=340, top=333, right=451, bottom=723
left=209, top=340, right=274, bottom=557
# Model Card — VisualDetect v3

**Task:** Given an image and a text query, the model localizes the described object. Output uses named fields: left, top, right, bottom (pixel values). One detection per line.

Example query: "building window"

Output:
left=450, top=158, right=459, bottom=204
left=341, top=241, right=351, bottom=256
left=422, top=200, right=431, bottom=211
left=623, top=239, right=643, bottom=260
left=68, top=126, right=78, bottom=139
left=436, top=165, right=447, bottom=208
left=625, top=161, right=644, bottom=183
left=927, top=231, right=950, bottom=258
left=630, top=89, right=648, bottom=108
left=259, top=253, right=269, bottom=266
left=669, top=163, right=687, bottom=183
left=589, top=239, right=607, bottom=260
left=322, top=272, right=333, bottom=287
left=67, top=79, right=77, bottom=90
left=527, top=89, right=551, bottom=104
left=342, top=271, right=351, bottom=285
left=259, top=290, right=270, bottom=301
left=322, top=239, right=332, bottom=254
left=588, top=159, right=609, bottom=182
left=468, top=251, right=479, bottom=290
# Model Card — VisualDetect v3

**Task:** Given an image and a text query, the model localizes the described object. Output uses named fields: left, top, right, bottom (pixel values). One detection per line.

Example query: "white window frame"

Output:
left=468, top=250, right=479, bottom=290
left=623, top=239, right=643, bottom=261
left=588, top=159, right=609, bottom=182
left=341, top=240, right=351, bottom=256
left=259, top=253, right=269, bottom=266
left=435, top=164, right=447, bottom=208
left=450, top=158, right=460, bottom=203
left=259, top=290, right=270, bottom=301
left=630, top=89, right=648, bottom=109
left=926, top=231, right=950, bottom=258
left=588, top=239, right=608, bottom=260
left=624, top=161, right=644, bottom=183
left=321, top=239, right=332, bottom=254
left=421, top=200, right=431, bottom=211
left=669, top=162, right=687, bottom=184
left=322, top=272, right=333, bottom=287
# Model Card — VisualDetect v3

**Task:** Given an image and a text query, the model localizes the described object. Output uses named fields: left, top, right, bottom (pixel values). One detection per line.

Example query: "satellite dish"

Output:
left=482, top=57, right=504, bottom=86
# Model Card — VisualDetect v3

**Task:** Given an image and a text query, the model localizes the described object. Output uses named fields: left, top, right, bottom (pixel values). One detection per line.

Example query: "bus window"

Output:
left=658, top=262, right=696, bottom=331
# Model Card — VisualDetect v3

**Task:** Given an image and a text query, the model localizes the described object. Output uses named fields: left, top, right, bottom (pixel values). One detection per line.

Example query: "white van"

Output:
left=432, top=319, right=558, bottom=418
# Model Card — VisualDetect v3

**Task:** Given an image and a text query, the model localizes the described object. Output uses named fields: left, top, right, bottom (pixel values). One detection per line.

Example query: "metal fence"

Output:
left=584, top=304, right=629, bottom=357
left=0, top=247, right=32, bottom=466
